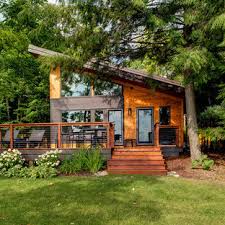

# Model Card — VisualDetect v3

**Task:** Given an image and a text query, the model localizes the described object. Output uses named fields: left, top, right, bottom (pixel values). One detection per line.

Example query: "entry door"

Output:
left=108, top=110, right=123, bottom=145
left=137, top=108, right=153, bottom=145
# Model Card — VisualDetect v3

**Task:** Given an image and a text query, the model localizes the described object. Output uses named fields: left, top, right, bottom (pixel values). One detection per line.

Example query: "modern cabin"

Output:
left=0, top=45, right=185, bottom=175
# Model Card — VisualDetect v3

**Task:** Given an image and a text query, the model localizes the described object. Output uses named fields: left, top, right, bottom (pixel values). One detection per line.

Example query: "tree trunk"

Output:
left=185, top=82, right=201, bottom=160
left=6, top=98, right=10, bottom=121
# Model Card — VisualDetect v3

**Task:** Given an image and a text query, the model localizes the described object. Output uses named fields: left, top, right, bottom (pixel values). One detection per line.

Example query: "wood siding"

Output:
left=50, top=66, right=61, bottom=99
left=49, top=65, right=184, bottom=147
left=123, top=83, right=184, bottom=148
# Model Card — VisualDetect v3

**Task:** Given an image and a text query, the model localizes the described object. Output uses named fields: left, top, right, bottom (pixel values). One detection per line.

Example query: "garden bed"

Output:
left=166, top=152, right=225, bottom=183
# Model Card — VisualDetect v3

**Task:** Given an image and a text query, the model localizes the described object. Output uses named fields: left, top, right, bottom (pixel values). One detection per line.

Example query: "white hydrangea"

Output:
left=36, top=149, right=61, bottom=168
left=0, top=149, right=24, bottom=170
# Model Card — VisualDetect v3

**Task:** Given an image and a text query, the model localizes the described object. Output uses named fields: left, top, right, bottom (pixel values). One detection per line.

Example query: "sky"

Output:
left=48, top=0, right=57, bottom=3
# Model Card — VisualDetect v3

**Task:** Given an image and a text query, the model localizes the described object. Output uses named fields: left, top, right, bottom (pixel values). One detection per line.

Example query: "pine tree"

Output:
left=56, top=0, right=225, bottom=160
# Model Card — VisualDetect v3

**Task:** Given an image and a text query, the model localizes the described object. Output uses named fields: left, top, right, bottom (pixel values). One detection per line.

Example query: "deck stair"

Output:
left=107, top=147, right=167, bottom=175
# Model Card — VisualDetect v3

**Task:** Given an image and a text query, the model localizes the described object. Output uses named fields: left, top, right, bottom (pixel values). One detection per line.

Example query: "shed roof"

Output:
left=28, top=44, right=184, bottom=92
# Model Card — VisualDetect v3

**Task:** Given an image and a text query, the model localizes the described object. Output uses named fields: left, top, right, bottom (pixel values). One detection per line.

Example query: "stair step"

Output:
left=108, top=165, right=166, bottom=170
left=113, top=151, right=162, bottom=156
left=108, top=169, right=167, bottom=175
left=114, top=147, right=161, bottom=151
left=112, top=155, right=164, bottom=160
left=108, top=159, right=165, bottom=166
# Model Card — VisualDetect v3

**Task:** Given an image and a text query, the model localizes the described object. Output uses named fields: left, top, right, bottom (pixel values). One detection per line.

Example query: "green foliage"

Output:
left=199, top=84, right=225, bottom=141
left=85, top=147, right=104, bottom=173
left=1, top=165, right=29, bottom=178
left=1, top=165, right=57, bottom=179
left=60, top=150, right=87, bottom=174
left=0, top=0, right=67, bottom=123
left=60, top=146, right=105, bottom=174
left=192, top=154, right=214, bottom=170
left=27, top=165, right=58, bottom=179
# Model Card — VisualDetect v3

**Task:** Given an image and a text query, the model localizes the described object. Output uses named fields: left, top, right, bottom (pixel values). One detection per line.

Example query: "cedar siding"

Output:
left=49, top=65, right=184, bottom=148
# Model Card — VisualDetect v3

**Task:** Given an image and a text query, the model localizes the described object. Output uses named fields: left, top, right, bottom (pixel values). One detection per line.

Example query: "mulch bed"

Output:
left=166, top=152, right=225, bottom=183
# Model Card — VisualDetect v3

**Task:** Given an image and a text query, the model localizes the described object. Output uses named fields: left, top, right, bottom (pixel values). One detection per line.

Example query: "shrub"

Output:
left=36, top=149, right=62, bottom=168
left=85, top=148, right=104, bottom=173
left=60, top=150, right=88, bottom=174
left=60, top=146, right=105, bottom=174
left=28, top=165, right=58, bottom=179
left=0, top=149, right=24, bottom=172
left=2, top=165, right=30, bottom=178
left=192, top=154, right=214, bottom=170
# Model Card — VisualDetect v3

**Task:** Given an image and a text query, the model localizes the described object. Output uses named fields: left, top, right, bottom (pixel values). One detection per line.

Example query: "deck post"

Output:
left=107, top=124, right=111, bottom=149
left=57, top=123, right=62, bottom=149
left=109, top=123, right=114, bottom=149
left=155, top=123, right=159, bottom=146
left=10, top=124, right=14, bottom=149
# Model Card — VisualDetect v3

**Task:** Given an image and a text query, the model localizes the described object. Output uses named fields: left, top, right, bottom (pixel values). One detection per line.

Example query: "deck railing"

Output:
left=155, top=124, right=179, bottom=147
left=0, top=122, right=115, bottom=151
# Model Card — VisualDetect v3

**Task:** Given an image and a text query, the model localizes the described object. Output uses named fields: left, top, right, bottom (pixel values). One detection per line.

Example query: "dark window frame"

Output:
left=136, top=107, right=154, bottom=145
left=62, top=110, right=91, bottom=123
left=108, top=109, right=124, bottom=146
left=159, top=106, right=171, bottom=126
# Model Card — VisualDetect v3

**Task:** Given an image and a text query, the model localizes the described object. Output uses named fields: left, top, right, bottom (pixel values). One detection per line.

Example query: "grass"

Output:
left=0, top=176, right=225, bottom=225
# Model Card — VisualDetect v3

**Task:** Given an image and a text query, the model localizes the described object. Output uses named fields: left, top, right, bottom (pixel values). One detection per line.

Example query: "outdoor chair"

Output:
left=26, top=129, right=45, bottom=148
left=1, top=130, right=20, bottom=147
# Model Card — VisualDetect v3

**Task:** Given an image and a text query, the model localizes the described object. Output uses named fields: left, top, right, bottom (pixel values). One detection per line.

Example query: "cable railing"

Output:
left=0, top=122, right=115, bottom=151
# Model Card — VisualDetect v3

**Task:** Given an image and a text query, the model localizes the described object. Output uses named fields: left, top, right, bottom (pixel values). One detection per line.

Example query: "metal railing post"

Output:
left=57, top=123, right=62, bottom=149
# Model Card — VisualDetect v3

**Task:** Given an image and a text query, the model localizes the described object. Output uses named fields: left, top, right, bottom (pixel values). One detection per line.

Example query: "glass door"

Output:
left=108, top=110, right=123, bottom=145
left=137, top=108, right=153, bottom=145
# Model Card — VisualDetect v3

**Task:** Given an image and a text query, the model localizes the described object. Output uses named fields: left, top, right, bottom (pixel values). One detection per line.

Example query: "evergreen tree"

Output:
left=0, top=0, right=64, bottom=123
left=56, top=0, right=225, bottom=160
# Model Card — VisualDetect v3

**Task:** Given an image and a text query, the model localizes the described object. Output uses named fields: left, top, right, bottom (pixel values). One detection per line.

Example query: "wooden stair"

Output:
left=107, top=147, right=167, bottom=175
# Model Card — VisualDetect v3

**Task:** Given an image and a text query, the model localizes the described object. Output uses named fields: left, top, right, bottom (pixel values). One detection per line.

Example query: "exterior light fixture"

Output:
left=128, top=108, right=132, bottom=116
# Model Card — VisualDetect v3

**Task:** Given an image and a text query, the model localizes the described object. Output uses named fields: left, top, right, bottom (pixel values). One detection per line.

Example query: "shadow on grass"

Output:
left=0, top=175, right=164, bottom=225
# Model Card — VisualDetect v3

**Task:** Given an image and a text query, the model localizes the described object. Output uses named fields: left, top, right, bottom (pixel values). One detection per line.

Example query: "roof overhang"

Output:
left=28, top=44, right=184, bottom=94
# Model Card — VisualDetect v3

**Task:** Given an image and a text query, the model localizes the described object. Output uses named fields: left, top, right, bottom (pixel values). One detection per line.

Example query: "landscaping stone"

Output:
left=95, top=170, right=108, bottom=176
left=167, top=171, right=180, bottom=177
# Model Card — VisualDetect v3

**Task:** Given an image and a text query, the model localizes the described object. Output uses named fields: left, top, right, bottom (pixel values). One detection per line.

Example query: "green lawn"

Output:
left=0, top=176, right=225, bottom=225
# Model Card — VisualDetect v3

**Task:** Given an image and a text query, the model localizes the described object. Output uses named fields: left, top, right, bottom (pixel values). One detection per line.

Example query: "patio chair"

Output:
left=1, top=130, right=20, bottom=147
left=27, top=129, right=45, bottom=148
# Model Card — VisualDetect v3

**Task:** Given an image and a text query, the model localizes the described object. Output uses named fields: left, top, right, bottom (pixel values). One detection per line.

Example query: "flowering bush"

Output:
left=0, top=149, right=24, bottom=172
left=36, top=149, right=62, bottom=168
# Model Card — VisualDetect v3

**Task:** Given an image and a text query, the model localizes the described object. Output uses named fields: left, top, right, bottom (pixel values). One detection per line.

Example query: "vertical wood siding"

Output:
left=50, top=66, right=61, bottom=99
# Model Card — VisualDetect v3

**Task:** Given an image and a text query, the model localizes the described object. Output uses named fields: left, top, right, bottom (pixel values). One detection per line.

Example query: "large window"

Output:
left=159, top=106, right=170, bottom=125
left=137, top=108, right=153, bottom=144
left=62, top=72, right=91, bottom=97
left=62, top=111, right=91, bottom=122
left=108, top=110, right=123, bottom=145
left=61, top=70, right=122, bottom=97
left=94, top=80, right=122, bottom=96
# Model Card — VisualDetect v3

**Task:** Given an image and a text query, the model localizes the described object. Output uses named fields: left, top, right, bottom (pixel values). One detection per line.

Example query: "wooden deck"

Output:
left=0, top=122, right=169, bottom=175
